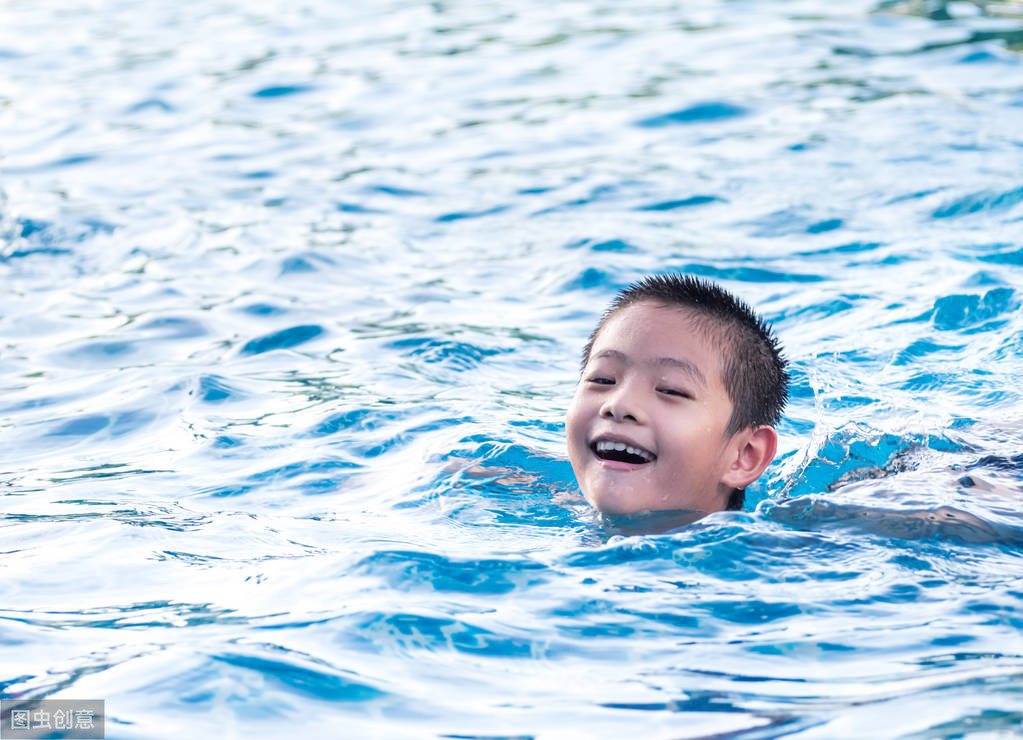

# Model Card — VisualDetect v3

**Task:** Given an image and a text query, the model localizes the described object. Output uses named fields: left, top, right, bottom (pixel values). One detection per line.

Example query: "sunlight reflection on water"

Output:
left=1, top=0, right=1023, bottom=736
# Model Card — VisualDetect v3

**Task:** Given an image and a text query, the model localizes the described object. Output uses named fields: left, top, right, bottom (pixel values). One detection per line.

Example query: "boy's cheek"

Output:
left=564, top=400, right=590, bottom=459
left=565, top=387, right=587, bottom=425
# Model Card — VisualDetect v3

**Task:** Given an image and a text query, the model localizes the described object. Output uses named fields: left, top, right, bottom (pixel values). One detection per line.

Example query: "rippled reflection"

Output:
left=2, top=0, right=1023, bottom=736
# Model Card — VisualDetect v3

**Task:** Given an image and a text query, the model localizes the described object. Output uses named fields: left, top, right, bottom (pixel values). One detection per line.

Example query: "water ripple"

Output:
left=3, top=0, right=1023, bottom=735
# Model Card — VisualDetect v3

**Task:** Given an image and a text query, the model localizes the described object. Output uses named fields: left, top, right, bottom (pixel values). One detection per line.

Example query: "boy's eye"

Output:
left=587, top=376, right=615, bottom=385
left=658, top=387, right=691, bottom=399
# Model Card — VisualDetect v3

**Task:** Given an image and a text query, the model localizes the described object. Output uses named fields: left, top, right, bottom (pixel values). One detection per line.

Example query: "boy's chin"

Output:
left=584, top=487, right=674, bottom=516
left=583, top=484, right=722, bottom=516
left=600, top=508, right=709, bottom=535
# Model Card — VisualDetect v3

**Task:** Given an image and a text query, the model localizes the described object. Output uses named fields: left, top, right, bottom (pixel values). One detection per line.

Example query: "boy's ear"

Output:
left=721, top=425, right=778, bottom=491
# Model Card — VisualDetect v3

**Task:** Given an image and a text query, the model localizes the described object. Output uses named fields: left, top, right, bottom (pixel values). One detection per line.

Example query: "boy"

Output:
left=566, top=274, right=788, bottom=515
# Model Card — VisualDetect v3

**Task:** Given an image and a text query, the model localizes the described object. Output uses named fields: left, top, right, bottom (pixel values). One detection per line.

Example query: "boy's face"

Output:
left=566, top=301, right=740, bottom=515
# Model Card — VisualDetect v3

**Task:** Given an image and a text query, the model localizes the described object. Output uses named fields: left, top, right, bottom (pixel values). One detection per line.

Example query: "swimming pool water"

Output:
left=2, top=0, right=1023, bottom=737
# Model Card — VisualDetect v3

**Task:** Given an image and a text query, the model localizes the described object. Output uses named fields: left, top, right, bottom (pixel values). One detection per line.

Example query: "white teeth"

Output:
left=594, top=440, right=654, bottom=462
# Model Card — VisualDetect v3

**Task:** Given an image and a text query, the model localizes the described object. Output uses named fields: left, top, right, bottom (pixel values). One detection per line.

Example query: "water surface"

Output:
left=2, top=0, right=1023, bottom=737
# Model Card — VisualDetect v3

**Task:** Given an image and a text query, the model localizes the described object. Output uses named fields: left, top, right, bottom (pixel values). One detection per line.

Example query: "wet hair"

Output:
left=581, top=274, right=789, bottom=510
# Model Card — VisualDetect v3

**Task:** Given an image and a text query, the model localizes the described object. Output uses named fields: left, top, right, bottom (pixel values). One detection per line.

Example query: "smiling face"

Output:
left=566, top=301, right=741, bottom=515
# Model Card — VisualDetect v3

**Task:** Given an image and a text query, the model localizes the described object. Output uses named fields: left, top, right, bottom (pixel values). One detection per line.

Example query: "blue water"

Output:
left=2, top=0, right=1023, bottom=736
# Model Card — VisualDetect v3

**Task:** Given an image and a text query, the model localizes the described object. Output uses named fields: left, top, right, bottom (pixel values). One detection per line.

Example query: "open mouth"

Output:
left=591, top=438, right=656, bottom=465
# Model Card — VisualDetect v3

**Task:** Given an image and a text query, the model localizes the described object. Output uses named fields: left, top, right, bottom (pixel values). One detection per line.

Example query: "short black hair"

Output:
left=581, top=274, right=789, bottom=509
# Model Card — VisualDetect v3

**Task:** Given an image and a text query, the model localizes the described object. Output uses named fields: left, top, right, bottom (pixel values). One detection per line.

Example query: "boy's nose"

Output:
left=599, top=385, right=643, bottom=423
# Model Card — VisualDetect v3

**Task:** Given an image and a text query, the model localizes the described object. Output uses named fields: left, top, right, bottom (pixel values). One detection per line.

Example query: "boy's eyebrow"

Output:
left=592, top=349, right=707, bottom=386
left=655, top=356, right=708, bottom=386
